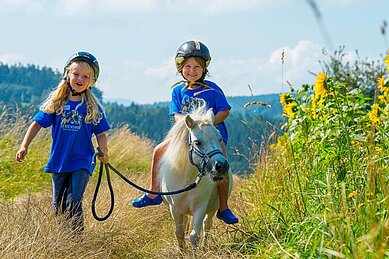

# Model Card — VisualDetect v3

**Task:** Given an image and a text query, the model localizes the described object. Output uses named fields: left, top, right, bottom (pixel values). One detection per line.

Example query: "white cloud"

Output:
left=165, top=0, right=283, bottom=15
left=98, top=40, right=327, bottom=103
left=269, top=40, right=324, bottom=88
left=144, top=58, right=176, bottom=80
left=98, top=57, right=176, bottom=104
left=210, top=40, right=325, bottom=97
left=0, top=0, right=44, bottom=14
left=0, top=0, right=285, bottom=16
left=0, top=53, right=25, bottom=64
left=54, top=0, right=157, bottom=15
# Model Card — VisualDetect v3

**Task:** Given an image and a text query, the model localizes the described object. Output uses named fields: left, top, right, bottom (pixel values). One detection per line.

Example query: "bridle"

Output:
left=188, top=132, right=224, bottom=177
left=91, top=125, right=227, bottom=222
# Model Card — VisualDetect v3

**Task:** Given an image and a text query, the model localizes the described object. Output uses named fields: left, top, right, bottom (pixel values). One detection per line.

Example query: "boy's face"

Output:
left=68, top=63, right=92, bottom=93
left=182, top=57, right=204, bottom=83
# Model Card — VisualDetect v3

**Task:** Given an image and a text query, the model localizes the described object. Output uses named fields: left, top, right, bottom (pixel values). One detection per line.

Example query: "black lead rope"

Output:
left=91, top=147, right=201, bottom=221
left=91, top=162, right=114, bottom=221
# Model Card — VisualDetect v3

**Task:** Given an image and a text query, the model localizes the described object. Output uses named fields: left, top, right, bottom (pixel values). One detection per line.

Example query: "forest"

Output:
left=0, top=62, right=284, bottom=173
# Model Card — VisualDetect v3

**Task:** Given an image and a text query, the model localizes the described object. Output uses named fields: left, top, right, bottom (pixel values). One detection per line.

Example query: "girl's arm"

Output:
left=214, top=109, right=230, bottom=125
left=96, top=131, right=109, bottom=164
left=16, top=121, right=42, bottom=161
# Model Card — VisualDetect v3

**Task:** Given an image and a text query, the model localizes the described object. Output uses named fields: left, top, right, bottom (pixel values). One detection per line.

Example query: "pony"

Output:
left=158, top=105, right=232, bottom=252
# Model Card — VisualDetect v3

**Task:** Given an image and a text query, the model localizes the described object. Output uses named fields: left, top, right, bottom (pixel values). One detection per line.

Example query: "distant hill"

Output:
left=0, top=63, right=285, bottom=174
left=106, top=93, right=284, bottom=119
left=105, top=98, right=136, bottom=106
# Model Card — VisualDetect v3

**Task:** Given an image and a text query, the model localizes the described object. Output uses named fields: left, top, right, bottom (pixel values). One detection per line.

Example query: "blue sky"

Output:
left=1, top=0, right=388, bottom=104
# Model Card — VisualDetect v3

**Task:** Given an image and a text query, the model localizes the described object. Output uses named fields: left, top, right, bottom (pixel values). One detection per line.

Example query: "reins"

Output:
left=91, top=147, right=203, bottom=221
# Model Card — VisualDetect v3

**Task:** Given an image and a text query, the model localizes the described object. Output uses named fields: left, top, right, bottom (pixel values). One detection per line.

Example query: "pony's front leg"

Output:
left=202, top=213, right=215, bottom=248
left=189, top=209, right=207, bottom=250
left=171, top=209, right=186, bottom=252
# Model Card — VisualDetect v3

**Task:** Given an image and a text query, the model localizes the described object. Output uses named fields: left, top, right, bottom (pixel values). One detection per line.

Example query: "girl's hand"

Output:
left=97, top=147, right=109, bottom=164
left=16, top=147, right=28, bottom=162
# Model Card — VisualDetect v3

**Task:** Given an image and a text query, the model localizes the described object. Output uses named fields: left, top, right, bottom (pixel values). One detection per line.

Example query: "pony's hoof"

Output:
left=132, top=194, right=162, bottom=208
left=217, top=208, right=239, bottom=224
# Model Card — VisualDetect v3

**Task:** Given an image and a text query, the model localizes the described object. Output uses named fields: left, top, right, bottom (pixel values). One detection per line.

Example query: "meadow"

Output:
left=0, top=53, right=388, bottom=258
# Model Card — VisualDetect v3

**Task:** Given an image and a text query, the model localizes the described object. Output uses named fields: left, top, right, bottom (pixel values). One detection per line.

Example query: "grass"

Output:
left=0, top=108, right=246, bottom=258
left=1, top=90, right=388, bottom=258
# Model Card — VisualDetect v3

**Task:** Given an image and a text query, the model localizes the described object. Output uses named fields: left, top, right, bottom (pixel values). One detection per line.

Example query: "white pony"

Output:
left=158, top=105, right=232, bottom=252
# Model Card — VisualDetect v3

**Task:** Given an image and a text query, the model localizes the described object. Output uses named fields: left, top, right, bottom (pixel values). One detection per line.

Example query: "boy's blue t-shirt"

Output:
left=34, top=100, right=110, bottom=175
left=170, top=80, right=231, bottom=144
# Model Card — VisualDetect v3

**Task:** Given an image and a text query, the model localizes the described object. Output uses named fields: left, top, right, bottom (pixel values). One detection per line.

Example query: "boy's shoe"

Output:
left=217, top=208, right=239, bottom=224
left=132, top=194, right=162, bottom=208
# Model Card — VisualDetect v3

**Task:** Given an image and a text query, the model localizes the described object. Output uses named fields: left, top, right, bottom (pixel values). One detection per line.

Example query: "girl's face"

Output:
left=182, top=57, right=204, bottom=83
left=68, top=63, right=92, bottom=94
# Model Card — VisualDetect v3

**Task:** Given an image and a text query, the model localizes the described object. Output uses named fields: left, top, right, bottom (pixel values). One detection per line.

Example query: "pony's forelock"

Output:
left=163, top=105, right=214, bottom=172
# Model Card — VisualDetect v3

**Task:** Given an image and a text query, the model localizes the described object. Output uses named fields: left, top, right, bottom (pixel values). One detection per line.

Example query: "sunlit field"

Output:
left=1, top=52, right=389, bottom=257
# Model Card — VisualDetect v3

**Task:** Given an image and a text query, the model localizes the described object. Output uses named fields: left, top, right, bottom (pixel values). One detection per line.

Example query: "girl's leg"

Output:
left=217, top=142, right=238, bottom=224
left=218, top=142, right=229, bottom=211
left=68, top=169, right=90, bottom=231
left=147, top=139, right=169, bottom=199
left=52, top=172, right=70, bottom=215
left=132, top=138, right=170, bottom=207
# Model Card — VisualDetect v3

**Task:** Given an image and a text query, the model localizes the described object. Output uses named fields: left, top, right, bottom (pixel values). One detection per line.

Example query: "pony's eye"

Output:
left=193, top=140, right=201, bottom=146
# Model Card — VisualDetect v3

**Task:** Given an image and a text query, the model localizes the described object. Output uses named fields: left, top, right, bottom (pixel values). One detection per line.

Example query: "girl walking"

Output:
left=16, top=51, right=110, bottom=231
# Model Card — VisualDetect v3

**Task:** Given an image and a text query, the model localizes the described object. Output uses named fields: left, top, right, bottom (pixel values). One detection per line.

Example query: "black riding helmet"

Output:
left=175, top=40, right=211, bottom=69
left=63, top=51, right=100, bottom=82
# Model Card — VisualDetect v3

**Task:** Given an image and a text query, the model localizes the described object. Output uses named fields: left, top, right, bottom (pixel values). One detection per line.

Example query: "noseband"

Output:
left=188, top=133, right=224, bottom=177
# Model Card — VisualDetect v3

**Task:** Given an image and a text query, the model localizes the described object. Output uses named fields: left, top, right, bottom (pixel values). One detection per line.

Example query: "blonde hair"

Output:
left=40, top=61, right=103, bottom=124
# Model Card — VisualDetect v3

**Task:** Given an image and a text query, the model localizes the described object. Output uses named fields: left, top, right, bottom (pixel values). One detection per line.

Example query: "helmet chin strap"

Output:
left=66, top=80, right=88, bottom=96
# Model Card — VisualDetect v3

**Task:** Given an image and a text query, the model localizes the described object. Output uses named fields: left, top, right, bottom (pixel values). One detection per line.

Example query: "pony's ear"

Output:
left=206, top=108, right=215, bottom=123
left=185, top=115, right=196, bottom=129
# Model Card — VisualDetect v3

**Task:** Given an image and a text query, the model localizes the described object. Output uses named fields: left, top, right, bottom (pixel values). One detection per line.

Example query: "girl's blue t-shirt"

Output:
left=170, top=80, right=231, bottom=144
left=34, top=100, right=110, bottom=175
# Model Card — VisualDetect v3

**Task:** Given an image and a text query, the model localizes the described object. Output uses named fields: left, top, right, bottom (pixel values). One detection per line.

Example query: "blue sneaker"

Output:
left=132, top=194, right=162, bottom=208
left=217, top=208, right=239, bottom=224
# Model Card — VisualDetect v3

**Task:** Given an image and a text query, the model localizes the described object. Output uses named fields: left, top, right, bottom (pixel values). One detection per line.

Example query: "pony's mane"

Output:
left=163, top=104, right=213, bottom=171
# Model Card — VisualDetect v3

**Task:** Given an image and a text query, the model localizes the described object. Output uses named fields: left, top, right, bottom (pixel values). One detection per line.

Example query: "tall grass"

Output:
left=235, top=61, right=389, bottom=257
left=0, top=106, right=52, bottom=200
left=0, top=107, right=245, bottom=258
left=4, top=57, right=389, bottom=257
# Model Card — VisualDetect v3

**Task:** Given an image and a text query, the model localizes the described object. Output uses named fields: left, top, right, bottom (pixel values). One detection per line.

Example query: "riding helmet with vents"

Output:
left=175, top=41, right=211, bottom=68
left=63, top=51, right=100, bottom=82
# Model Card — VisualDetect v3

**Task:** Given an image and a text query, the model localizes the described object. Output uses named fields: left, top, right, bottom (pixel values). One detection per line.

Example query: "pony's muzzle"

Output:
left=210, top=160, right=229, bottom=181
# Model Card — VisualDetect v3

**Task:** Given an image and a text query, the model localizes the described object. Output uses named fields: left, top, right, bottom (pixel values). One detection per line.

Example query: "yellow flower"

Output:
left=378, top=94, right=389, bottom=104
left=314, top=72, right=327, bottom=98
left=283, top=103, right=296, bottom=118
left=348, top=191, right=357, bottom=198
left=280, top=93, right=292, bottom=106
left=368, top=103, right=380, bottom=125
left=377, top=76, right=389, bottom=93
left=375, top=146, right=382, bottom=152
